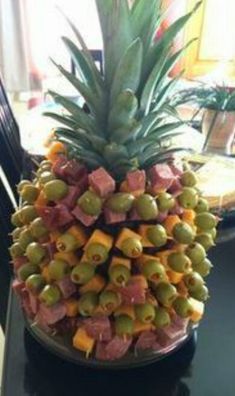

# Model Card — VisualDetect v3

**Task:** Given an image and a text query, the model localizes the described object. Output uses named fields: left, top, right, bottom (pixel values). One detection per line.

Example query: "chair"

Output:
left=0, top=76, right=23, bottom=330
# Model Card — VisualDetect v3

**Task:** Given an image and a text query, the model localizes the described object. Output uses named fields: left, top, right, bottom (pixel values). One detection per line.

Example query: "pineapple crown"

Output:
left=44, top=0, right=202, bottom=181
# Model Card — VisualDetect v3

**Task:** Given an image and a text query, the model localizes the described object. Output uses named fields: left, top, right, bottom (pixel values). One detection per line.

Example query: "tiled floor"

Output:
left=0, top=327, right=5, bottom=387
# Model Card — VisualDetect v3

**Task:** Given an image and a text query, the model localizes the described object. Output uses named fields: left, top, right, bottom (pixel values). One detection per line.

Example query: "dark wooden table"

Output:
left=2, top=230, right=235, bottom=396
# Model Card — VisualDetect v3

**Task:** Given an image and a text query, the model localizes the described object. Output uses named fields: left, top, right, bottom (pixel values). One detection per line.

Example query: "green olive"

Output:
left=48, top=259, right=70, bottom=281
left=135, top=194, right=158, bottom=220
left=11, top=227, right=23, bottom=241
left=142, top=260, right=166, bottom=283
left=39, top=160, right=52, bottom=169
left=78, top=190, right=102, bottom=216
left=86, top=243, right=109, bottom=264
left=178, top=187, right=198, bottom=209
left=153, top=307, right=171, bottom=328
left=39, top=285, right=61, bottom=306
left=18, top=262, right=39, bottom=281
left=39, top=171, right=56, bottom=185
left=195, top=213, right=217, bottom=230
left=78, top=292, right=98, bottom=316
left=25, top=274, right=46, bottom=294
left=109, top=265, right=130, bottom=287
left=56, top=233, right=80, bottom=252
left=71, top=262, right=95, bottom=284
left=135, top=303, right=155, bottom=324
left=168, top=252, right=191, bottom=273
left=43, top=179, right=68, bottom=201
left=11, top=211, right=23, bottom=227
left=146, top=225, right=168, bottom=247
left=30, top=218, right=49, bottom=239
left=183, top=272, right=204, bottom=292
left=195, top=198, right=209, bottom=213
left=120, top=238, right=143, bottom=258
left=207, top=227, right=217, bottom=240
left=9, top=242, right=24, bottom=258
left=155, top=282, right=177, bottom=307
left=173, top=296, right=194, bottom=318
left=115, top=315, right=134, bottom=337
left=192, top=258, right=213, bottom=277
left=180, top=170, right=198, bottom=187
left=17, top=180, right=31, bottom=194
left=20, top=205, right=38, bottom=224
left=172, top=221, right=195, bottom=244
left=189, top=284, right=209, bottom=302
left=18, top=229, right=34, bottom=250
left=185, top=242, right=206, bottom=265
left=195, top=233, right=214, bottom=251
left=106, top=193, right=134, bottom=214
left=20, top=185, right=40, bottom=204
left=157, top=192, right=175, bottom=212
left=26, top=242, right=46, bottom=265
left=99, top=290, right=120, bottom=312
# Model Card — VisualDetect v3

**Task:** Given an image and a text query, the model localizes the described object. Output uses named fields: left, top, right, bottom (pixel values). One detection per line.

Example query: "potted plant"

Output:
left=171, top=84, right=235, bottom=155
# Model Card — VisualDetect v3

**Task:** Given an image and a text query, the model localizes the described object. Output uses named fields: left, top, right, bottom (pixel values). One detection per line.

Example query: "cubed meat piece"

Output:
left=38, top=302, right=66, bottom=325
left=63, top=160, right=87, bottom=184
left=84, top=317, right=112, bottom=341
left=128, top=208, right=141, bottom=221
left=57, top=276, right=76, bottom=299
left=169, top=201, right=183, bottom=215
left=168, top=178, right=182, bottom=194
left=36, top=206, right=60, bottom=230
left=52, top=155, right=68, bottom=179
left=104, top=336, right=132, bottom=360
left=170, top=162, right=183, bottom=177
left=56, top=204, right=74, bottom=227
left=43, top=242, right=57, bottom=260
left=148, top=164, right=174, bottom=192
left=135, top=331, right=157, bottom=350
left=88, top=167, right=115, bottom=198
left=12, top=256, right=28, bottom=271
left=29, top=292, right=39, bottom=315
left=12, top=279, right=25, bottom=296
left=72, top=205, right=97, bottom=226
left=59, top=186, right=81, bottom=209
left=156, top=211, right=168, bottom=223
left=118, top=281, right=146, bottom=305
left=126, top=170, right=146, bottom=192
left=104, top=208, right=126, bottom=224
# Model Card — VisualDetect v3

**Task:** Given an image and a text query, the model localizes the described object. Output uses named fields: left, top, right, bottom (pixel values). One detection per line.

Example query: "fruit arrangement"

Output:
left=10, top=154, right=217, bottom=361
left=9, top=0, right=211, bottom=362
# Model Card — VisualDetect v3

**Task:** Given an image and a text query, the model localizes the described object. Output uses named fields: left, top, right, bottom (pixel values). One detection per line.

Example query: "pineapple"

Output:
left=10, top=0, right=216, bottom=362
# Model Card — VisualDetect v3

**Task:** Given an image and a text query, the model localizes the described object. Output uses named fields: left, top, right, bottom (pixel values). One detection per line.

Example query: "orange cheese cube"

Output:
left=189, top=298, right=205, bottom=323
left=115, top=305, right=136, bottom=320
left=131, top=275, right=148, bottom=289
left=73, top=327, right=95, bottom=354
left=85, top=230, right=113, bottom=251
left=177, top=281, right=188, bottom=297
left=115, top=228, right=142, bottom=250
left=182, top=209, right=196, bottom=226
left=156, top=250, right=172, bottom=266
left=64, top=298, right=79, bottom=317
left=133, top=320, right=154, bottom=335
left=166, top=270, right=183, bottom=284
left=138, top=225, right=154, bottom=247
left=50, top=231, right=61, bottom=243
left=54, top=252, right=79, bottom=267
left=110, top=256, right=131, bottom=269
left=163, top=215, right=181, bottom=236
left=41, top=266, right=51, bottom=283
left=119, top=181, right=143, bottom=197
left=68, top=225, right=87, bottom=247
left=35, top=191, right=48, bottom=207
left=79, top=275, right=106, bottom=295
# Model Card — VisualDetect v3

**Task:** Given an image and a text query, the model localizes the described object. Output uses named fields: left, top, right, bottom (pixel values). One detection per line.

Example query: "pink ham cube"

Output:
left=57, top=276, right=76, bottom=299
left=126, top=170, right=146, bottom=191
left=56, top=204, right=74, bottom=227
left=88, top=167, right=115, bottom=198
left=12, top=279, right=25, bottom=296
left=36, top=206, right=60, bottom=230
left=148, top=164, right=174, bottom=192
left=72, top=205, right=97, bottom=226
left=128, top=208, right=141, bottom=221
left=84, top=317, right=112, bottom=342
left=170, top=162, right=183, bottom=177
left=58, top=185, right=81, bottom=209
left=29, top=292, right=39, bottom=315
left=168, top=178, right=182, bottom=194
left=38, top=302, right=66, bottom=325
left=13, top=256, right=28, bottom=271
left=52, top=155, right=68, bottom=179
left=135, top=331, right=157, bottom=351
left=63, top=160, right=87, bottom=184
left=104, top=208, right=126, bottom=224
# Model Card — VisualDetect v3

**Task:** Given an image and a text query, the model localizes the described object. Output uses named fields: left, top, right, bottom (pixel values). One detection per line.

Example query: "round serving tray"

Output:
left=24, top=315, right=197, bottom=370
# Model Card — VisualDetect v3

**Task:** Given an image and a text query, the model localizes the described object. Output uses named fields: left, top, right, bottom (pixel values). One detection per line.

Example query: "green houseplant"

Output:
left=171, top=84, right=235, bottom=155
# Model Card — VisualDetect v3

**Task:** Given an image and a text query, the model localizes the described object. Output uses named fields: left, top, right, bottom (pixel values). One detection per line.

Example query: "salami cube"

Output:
left=148, top=164, right=174, bottom=192
left=89, top=167, right=115, bottom=197
left=72, top=205, right=97, bottom=226
left=104, top=208, right=126, bottom=224
left=126, top=170, right=146, bottom=192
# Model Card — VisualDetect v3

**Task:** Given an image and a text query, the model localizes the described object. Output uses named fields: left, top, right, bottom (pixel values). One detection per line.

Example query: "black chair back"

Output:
left=0, top=76, right=23, bottom=329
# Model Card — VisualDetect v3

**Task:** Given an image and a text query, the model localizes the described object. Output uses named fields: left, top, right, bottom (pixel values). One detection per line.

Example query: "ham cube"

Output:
left=95, top=341, right=109, bottom=361
left=148, top=164, right=174, bottom=192
left=105, top=336, right=132, bottom=360
left=168, top=178, right=182, bottom=194
left=63, top=160, right=87, bottom=184
left=118, top=281, right=146, bottom=305
left=12, top=279, right=25, bottom=296
left=43, top=242, right=57, bottom=260
left=135, top=331, right=157, bottom=351
left=36, top=206, right=60, bottom=230
left=156, top=211, right=168, bottom=223
left=104, top=208, right=126, bottom=224
left=169, top=201, right=183, bottom=216
left=128, top=208, right=141, bottom=221
left=52, top=155, right=68, bottom=179
left=84, top=317, right=112, bottom=341
left=89, top=167, right=115, bottom=198
left=170, top=162, right=183, bottom=177
left=13, top=256, right=28, bottom=271
left=59, top=186, right=81, bottom=209
left=56, top=204, right=74, bottom=227
left=76, top=173, right=88, bottom=193
left=72, top=205, right=97, bottom=226
left=126, top=170, right=146, bottom=192
left=38, top=302, right=66, bottom=325
left=21, top=289, right=34, bottom=319
left=29, top=292, right=39, bottom=315
left=57, top=276, right=76, bottom=298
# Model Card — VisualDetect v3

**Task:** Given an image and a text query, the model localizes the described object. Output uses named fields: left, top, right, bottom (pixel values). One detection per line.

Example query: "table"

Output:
left=1, top=229, right=235, bottom=396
